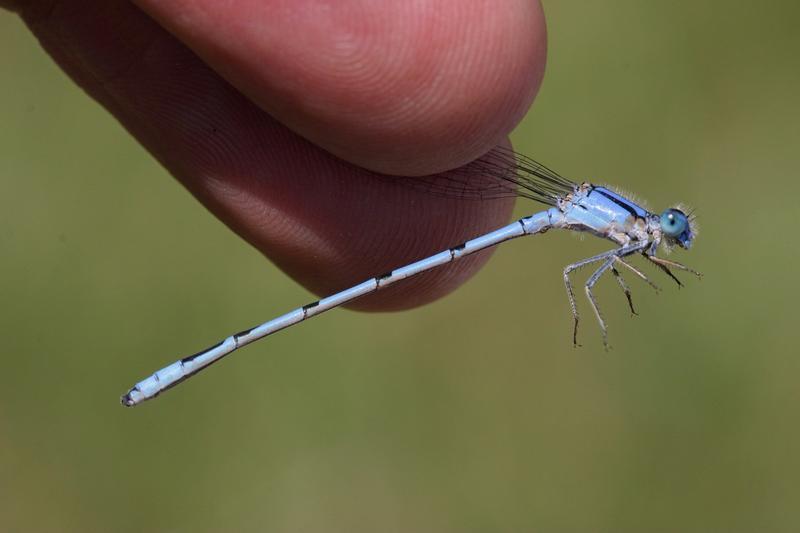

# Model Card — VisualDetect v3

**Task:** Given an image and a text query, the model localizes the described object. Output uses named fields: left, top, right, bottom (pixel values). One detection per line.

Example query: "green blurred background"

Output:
left=1, top=1, right=799, bottom=531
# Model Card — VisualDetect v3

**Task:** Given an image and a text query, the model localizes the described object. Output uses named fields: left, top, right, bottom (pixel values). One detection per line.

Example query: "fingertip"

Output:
left=133, top=0, right=547, bottom=175
left=27, top=0, right=522, bottom=312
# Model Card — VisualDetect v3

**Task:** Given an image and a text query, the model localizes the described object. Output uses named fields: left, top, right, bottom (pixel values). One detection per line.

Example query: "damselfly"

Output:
left=121, top=147, right=700, bottom=407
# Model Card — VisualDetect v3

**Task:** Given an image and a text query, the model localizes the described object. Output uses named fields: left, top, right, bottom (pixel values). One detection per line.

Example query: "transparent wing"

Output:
left=392, top=146, right=577, bottom=206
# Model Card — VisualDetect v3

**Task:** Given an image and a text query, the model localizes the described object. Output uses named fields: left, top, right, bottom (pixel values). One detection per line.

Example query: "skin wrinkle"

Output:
left=285, top=12, right=432, bottom=140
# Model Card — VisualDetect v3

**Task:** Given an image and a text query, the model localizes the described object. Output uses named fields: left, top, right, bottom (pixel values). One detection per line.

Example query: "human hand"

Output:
left=5, top=0, right=546, bottom=310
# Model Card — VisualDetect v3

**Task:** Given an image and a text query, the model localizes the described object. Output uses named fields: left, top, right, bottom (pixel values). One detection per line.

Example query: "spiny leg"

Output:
left=563, top=243, right=649, bottom=347
left=563, top=249, right=624, bottom=346
left=611, top=254, right=667, bottom=315
left=563, top=268, right=580, bottom=346
left=646, top=256, right=683, bottom=287
left=641, top=240, right=681, bottom=288
left=614, top=257, right=660, bottom=293
left=585, top=258, right=617, bottom=350
left=610, top=266, right=636, bottom=315
left=648, top=255, right=702, bottom=278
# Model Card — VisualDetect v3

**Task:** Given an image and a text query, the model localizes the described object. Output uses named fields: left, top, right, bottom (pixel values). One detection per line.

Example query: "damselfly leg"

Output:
left=563, top=248, right=622, bottom=346
left=614, top=256, right=660, bottom=293
left=610, top=264, right=636, bottom=315
left=585, top=257, right=617, bottom=349
left=563, top=242, right=651, bottom=347
left=646, top=255, right=703, bottom=284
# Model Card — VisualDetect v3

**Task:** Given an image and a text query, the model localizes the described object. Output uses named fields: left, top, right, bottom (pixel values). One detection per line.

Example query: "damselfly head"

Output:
left=659, top=207, right=695, bottom=249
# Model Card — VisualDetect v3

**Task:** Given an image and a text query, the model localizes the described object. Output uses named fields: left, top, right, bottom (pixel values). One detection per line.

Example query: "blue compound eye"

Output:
left=660, top=209, right=688, bottom=237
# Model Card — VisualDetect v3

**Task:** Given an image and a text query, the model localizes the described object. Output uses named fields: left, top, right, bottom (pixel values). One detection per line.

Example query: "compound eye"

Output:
left=660, top=209, right=688, bottom=238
